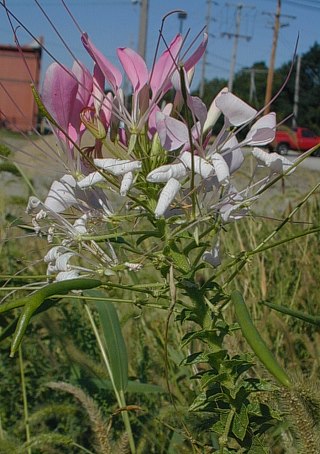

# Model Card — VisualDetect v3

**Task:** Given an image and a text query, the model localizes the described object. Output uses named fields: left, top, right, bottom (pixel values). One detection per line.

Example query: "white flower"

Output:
left=215, top=92, right=257, bottom=126
left=72, top=214, right=88, bottom=234
left=251, top=147, right=294, bottom=174
left=203, top=240, right=221, bottom=267
left=180, top=151, right=214, bottom=178
left=203, top=87, right=228, bottom=133
left=44, top=246, right=68, bottom=263
left=55, top=270, right=80, bottom=281
left=155, top=178, right=181, bottom=218
left=78, top=171, right=105, bottom=188
left=210, top=153, right=230, bottom=186
left=94, top=158, right=142, bottom=176
left=120, top=171, right=134, bottom=196
left=244, top=112, right=276, bottom=146
left=44, top=174, right=78, bottom=213
left=147, top=162, right=187, bottom=183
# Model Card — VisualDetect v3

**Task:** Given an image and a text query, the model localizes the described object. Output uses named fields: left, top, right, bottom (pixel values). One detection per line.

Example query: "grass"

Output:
left=0, top=141, right=319, bottom=452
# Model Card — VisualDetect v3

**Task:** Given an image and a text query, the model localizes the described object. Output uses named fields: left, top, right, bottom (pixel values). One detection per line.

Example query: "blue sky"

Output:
left=1, top=0, right=319, bottom=90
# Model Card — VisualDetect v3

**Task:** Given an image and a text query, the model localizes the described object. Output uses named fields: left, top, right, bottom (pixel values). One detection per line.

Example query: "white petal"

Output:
left=215, top=92, right=257, bottom=126
left=245, top=112, right=276, bottom=146
left=147, top=162, right=187, bottom=183
left=155, top=178, right=181, bottom=218
left=203, top=241, right=221, bottom=267
left=55, top=252, right=77, bottom=271
left=26, top=196, right=41, bottom=214
left=251, top=147, right=294, bottom=174
left=211, top=153, right=230, bottom=185
left=73, top=215, right=88, bottom=234
left=55, top=270, right=80, bottom=281
left=120, top=171, right=134, bottom=196
left=180, top=151, right=214, bottom=178
left=203, top=87, right=228, bottom=133
left=78, top=171, right=105, bottom=188
left=44, top=246, right=67, bottom=263
left=44, top=175, right=77, bottom=213
left=221, top=136, right=244, bottom=174
left=94, top=158, right=142, bottom=175
left=220, top=203, right=248, bottom=222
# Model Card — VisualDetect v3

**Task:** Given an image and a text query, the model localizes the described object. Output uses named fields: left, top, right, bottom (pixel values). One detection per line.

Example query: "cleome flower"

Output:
left=145, top=89, right=278, bottom=218
left=21, top=12, right=297, bottom=278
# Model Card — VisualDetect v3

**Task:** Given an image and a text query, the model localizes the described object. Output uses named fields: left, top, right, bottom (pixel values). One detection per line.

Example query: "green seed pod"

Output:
left=231, top=290, right=292, bottom=388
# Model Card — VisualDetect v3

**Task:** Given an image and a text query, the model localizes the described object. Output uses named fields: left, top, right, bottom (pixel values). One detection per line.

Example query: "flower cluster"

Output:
left=27, top=28, right=294, bottom=281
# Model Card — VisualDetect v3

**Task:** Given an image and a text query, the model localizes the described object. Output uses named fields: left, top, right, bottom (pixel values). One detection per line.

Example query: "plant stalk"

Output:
left=19, top=345, right=31, bottom=454
left=84, top=303, right=136, bottom=454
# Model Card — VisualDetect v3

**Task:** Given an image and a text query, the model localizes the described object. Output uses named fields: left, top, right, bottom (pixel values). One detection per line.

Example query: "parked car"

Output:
left=270, top=126, right=320, bottom=156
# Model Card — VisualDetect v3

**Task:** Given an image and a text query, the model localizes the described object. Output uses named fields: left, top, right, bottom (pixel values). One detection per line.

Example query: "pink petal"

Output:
left=81, top=33, right=122, bottom=92
left=72, top=61, right=92, bottom=107
left=156, top=112, right=189, bottom=151
left=117, top=47, right=148, bottom=93
left=188, top=96, right=207, bottom=128
left=184, top=32, right=208, bottom=72
left=150, top=34, right=183, bottom=96
left=42, top=62, right=78, bottom=132
left=70, top=61, right=93, bottom=137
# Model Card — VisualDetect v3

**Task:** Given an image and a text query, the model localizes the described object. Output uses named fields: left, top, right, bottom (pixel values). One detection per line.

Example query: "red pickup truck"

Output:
left=270, top=127, right=320, bottom=156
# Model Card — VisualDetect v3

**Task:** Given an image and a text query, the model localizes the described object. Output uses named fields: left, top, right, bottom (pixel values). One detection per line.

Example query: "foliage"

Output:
left=0, top=5, right=320, bottom=454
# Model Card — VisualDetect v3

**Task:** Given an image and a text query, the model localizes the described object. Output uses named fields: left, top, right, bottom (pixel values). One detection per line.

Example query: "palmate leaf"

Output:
left=85, top=289, right=128, bottom=394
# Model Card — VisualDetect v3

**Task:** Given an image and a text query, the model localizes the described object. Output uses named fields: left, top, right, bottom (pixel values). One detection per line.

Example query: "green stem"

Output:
left=84, top=303, right=136, bottom=454
left=71, top=442, right=96, bottom=454
left=19, top=346, right=31, bottom=454
left=252, top=182, right=320, bottom=254
left=248, top=226, right=320, bottom=256
left=219, top=408, right=235, bottom=454
left=13, top=162, right=37, bottom=196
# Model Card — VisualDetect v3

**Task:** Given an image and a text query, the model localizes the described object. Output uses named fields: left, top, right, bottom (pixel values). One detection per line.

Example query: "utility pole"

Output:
left=263, top=0, right=295, bottom=114
left=199, top=0, right=213, bottom=98
left=292, top=54, right=301, bottom=129
left=138, top=0, right=149, bottom=59
left=221, top=3, right=255, bottom=93
left=244, top=67, right=268, bottom=104
left=264, top=0, right=281, bottom=114
left=228, top=4, right=242, bottom=92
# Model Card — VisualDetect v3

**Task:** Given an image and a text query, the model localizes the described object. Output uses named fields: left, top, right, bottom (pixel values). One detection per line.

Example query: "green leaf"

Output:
left=232, top=404, right=249, bottom=441
left=0, top=161, right=20, bottom=176
left=85, top=289, right=128, bottom=393
left=10, top=279, right=101, bottom=356
left=87, top=378, right=165, bottom=394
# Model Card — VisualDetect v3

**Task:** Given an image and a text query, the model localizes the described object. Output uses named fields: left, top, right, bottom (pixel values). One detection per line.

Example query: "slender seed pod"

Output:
left=10, top=279, right=101, bottom=357
left=231, top=290, right=292, bottom=388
